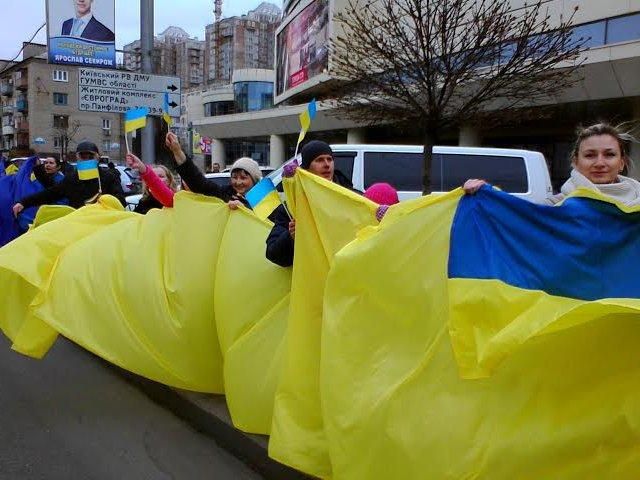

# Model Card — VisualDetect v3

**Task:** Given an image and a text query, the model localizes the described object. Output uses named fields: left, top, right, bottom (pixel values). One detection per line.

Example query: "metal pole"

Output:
left=140, top=0, right=155, bottom=164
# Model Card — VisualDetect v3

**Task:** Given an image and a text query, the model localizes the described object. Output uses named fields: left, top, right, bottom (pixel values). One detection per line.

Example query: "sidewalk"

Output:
left=111, top=364, right=312, bottom=480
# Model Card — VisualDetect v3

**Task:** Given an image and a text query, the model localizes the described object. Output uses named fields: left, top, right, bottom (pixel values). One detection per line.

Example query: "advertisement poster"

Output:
left=276, top=0, right=329, bottom=97
left=46, top=0, right=116, bottom=68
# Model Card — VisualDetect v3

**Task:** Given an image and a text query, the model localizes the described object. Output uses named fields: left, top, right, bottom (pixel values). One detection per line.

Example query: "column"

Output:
left=270, top=134, right=286, bottom=167
left=458, top=125, right=482, bottom=146
left=347, top=128, right=366, bottom=144
left=628, top=98, right=640, bottom=179
left=212, top=138, right=226, bottom=168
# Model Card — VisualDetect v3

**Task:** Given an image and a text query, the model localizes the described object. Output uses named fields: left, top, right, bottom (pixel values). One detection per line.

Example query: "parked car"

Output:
left=271, top=145, right=552, bottom=204
left=111, top=165, right=142, bottom=195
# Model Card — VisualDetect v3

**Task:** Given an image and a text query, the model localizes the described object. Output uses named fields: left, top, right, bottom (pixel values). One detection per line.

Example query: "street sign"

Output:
left=34, top=137, right=47, bottom=144
left=78, top=68, right=181, bottom=116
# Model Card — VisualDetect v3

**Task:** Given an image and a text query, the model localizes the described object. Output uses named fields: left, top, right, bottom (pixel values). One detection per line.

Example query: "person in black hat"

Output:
left=12, top=141, right=125, bottom=214
left=265, top=140, right=357, bottom=267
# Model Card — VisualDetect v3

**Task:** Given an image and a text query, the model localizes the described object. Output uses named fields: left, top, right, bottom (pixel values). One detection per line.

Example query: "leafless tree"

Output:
left=52, top=118, right=81, bottom=162
left=330, top=0, right=589, bottom=193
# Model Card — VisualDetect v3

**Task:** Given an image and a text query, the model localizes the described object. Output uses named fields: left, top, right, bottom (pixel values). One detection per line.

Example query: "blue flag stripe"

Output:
left=246, top=177, right=276, bottom=207
left=448, top=186, right=640, bottom=301
left=125, top=107, right=149, bottom=121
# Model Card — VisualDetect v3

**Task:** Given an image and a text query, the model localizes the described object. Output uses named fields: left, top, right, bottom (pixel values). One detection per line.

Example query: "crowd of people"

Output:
left=3, top=122, right=636, bottom=267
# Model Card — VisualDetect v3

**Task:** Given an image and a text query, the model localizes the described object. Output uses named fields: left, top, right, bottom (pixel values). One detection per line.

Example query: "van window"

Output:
left=437, top=154, right=528, bottom=193
left=333, top=151, right=356, bottom=181
left=363, top=152, right=428, bottom=191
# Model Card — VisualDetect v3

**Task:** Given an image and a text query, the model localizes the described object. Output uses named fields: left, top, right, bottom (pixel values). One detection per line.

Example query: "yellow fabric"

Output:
left=252, top=189, right=281, bottom=221
left=268, top=169, right=378, bottom=478
left=214, top=206, right=292, bottom=433
left=5, top=163, right=18, bottom=175
left=0, top=197, right=128, bottom=358
left=321, top=190, right=640, bottom=479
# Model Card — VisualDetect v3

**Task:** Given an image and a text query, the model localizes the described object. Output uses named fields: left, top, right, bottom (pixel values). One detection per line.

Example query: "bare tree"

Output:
left=52, top=118, right=81, bottom=162
left=330, top=0, right=589, bottom=193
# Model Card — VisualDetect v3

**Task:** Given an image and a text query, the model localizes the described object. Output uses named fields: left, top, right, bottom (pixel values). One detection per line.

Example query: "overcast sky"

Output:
left=0, top=0, right=280, bottom=61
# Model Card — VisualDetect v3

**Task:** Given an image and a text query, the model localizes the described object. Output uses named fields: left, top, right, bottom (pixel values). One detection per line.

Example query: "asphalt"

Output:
left=0, top=335, right=263, bottom=480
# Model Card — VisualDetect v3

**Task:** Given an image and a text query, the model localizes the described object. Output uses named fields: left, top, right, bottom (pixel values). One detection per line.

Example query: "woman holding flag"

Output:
left=12, top=141, right=125, bottom=214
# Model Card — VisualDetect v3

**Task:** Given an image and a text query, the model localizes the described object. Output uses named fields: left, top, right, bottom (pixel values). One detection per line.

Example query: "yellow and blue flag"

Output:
left=77, top=159, right=99, bottom=181
left=124, top=107, right=149, bottom=133
left=245, top=174, right=281, bottom=220
left=296, top=98, right=317, bottom=148
left=162, top=93, right=173, bottom=127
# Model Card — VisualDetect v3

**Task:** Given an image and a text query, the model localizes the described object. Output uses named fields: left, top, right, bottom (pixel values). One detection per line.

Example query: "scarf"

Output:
left=549, top=169, right=640, bottom=206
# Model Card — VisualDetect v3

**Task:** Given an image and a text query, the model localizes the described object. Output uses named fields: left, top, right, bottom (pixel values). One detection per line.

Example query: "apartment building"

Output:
left=204, top=2, right=281, bottom=84
left=123, top=27, right=205, bottom=89
left=0, top=43, right=122, bottom=161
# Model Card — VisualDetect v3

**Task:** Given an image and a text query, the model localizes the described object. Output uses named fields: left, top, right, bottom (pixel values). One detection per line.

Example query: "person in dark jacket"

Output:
left=265, top=140, right=356, bottom=267
left=33, top=156, right=65, bottom=188
left=166, top=132, right=261, bottom=207
left=12, top=141, right=125, bottom=214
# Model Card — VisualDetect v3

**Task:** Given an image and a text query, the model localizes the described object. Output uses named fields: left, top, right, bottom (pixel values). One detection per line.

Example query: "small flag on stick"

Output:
left=245, top=172, right=282, bottom=220
left=295, top=99, right=317, bottom=155
left=124, top=107, right=149, bottom=133
left=163, top=93, right=173, bottom=126
left=77, top=159, right=99, bottom=181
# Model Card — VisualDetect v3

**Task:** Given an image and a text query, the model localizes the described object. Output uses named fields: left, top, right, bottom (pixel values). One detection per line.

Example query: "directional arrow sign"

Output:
left=78, top=68, right=181, bottom=117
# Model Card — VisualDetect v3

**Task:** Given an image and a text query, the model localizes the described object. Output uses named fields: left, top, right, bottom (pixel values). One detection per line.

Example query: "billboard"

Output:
left=46, top=0, right=116, bottom=68
left=276, top=0, right=329, bottom=97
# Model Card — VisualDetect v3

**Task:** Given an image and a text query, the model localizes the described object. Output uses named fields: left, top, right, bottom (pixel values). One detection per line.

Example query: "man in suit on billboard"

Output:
left=61, top=0, right=114, bottom=42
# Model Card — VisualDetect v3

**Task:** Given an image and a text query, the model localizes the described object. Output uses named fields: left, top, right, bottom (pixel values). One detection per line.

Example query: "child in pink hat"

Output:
left=364, top=183, right=399, bottom=221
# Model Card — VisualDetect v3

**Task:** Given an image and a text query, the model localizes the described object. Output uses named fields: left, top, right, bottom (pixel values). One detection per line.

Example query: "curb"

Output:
left=110, top=365, right=311, bottom=480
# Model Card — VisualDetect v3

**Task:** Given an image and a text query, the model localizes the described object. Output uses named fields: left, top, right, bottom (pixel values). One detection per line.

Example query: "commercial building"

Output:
left=204, top=2, right=281, bottom=84
left=0, top=43, right=123, bottom=161
left=187, top=0, right=640, bottom=188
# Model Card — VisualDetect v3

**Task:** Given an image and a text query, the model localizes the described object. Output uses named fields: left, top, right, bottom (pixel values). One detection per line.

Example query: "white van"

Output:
left=329, top=145, right=552, bottom=203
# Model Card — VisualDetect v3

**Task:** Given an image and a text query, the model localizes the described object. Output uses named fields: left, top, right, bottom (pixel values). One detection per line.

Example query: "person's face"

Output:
left=74, top=0, right=93, bottom=16
left=153, top=166, right=170, bottom=187
left=307, top=154, right=334, bottom=180
left=573, top=134, right=625, bottom=184
left=43, top=157, right=59, bottom=174
left=231, top=169, right=254, bottom=195
left=212, top=163, right=221, bottom=173
left=77, top=151, right=97, bottom=161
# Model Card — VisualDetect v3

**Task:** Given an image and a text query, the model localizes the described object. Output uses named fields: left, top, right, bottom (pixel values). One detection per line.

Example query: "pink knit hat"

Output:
left=364, top=183, right=399, bottom=205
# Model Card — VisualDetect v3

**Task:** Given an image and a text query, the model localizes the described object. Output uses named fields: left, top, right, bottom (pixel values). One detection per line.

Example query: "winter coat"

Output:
left=176, top=157, right=250, bottom=207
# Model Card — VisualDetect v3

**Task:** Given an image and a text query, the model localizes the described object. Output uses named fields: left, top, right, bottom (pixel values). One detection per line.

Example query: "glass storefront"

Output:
left=204, top=101, right=236, bottom=117
left=233, top=82, right=274, bottom=113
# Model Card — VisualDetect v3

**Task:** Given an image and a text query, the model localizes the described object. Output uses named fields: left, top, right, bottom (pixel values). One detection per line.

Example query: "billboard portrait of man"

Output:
left=61, top=0, right=114, bottom=42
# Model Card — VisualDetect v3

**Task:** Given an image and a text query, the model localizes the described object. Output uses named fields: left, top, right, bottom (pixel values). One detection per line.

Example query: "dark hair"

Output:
left=571, top=123, right=635, bottom=167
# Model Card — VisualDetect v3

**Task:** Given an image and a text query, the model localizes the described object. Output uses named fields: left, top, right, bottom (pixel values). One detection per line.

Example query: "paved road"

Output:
left=0, top=336, right=262, bottom=480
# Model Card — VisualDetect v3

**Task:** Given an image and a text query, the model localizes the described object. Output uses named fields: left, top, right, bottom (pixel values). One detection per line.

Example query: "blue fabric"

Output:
left=0, top=173, right=18, bottom=246
left=448, top=186, right=640, bottom=301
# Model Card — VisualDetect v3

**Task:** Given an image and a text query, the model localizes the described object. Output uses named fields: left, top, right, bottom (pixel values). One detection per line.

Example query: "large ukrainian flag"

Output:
left=321, top=186, right=640, bottom=480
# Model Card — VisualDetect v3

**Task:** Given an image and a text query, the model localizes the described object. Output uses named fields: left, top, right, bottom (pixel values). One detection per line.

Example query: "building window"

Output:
left=102, top=118, right=111, bottom=133
left=53, top=93, right=68, bottom=105
left=102, top=140, right=111, bottom=152
left=53, top=115, right=69, bottom=129
left=53, top=70, right=68, bottom=82
left=233, top=81, right=274, bottom=113
left=53, top=136, right=62, bottom=148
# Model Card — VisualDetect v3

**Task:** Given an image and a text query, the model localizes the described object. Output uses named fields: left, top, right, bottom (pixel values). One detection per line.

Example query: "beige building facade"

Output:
left=1, top=44, right=123, bottom=162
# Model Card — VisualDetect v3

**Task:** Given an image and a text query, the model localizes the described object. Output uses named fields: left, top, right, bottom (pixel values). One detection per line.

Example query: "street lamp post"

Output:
left=140, top=0, right=155, bottom=164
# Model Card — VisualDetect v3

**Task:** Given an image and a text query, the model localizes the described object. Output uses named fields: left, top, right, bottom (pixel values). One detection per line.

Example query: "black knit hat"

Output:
left=76, top=141, right=99, bottom=154
left=301, top=140, right=332, bottom=169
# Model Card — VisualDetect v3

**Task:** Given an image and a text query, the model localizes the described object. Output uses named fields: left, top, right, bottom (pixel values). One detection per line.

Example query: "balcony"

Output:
left=1, top=83, right=13, bottom=96
left=2, top=125, right=15, bottom=136
left=15, top=75, right=28, bottom=90
left=16, top=99, right=28, bottom=112
left=16, top=121, right=29, bottom=132
left=2, top=105, right=14, bottom=115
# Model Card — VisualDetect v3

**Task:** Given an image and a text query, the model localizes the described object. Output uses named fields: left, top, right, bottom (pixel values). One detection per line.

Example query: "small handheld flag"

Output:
left=295, top=99, right=317, bottom=156
left=162, top=93, right=173, bottom=127
left=124, top=107, right=149, bottom=133
left=77, top=159, right=99, bottom=181
left=246, top=174, right=282, bottom=220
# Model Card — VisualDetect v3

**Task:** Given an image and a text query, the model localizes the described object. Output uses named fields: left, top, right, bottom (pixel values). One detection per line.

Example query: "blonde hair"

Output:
left=141, top=164, right=177, bottom=199
left=572, top=123, right=637, bottom=168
